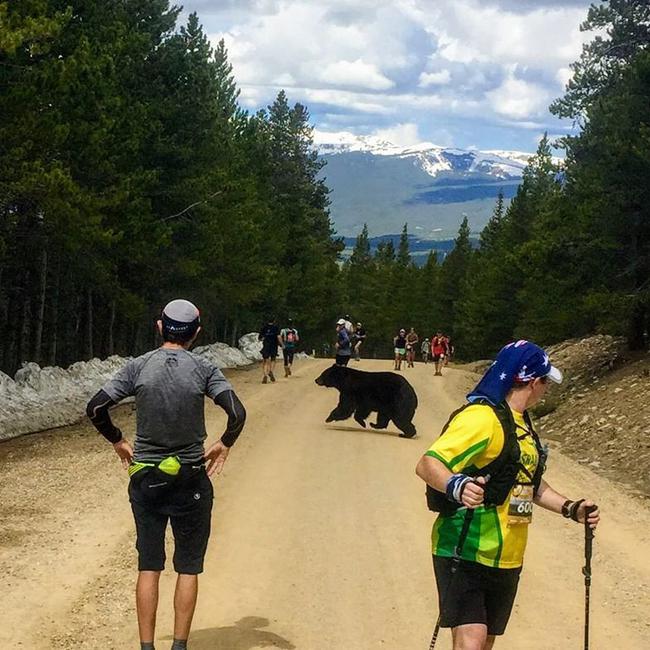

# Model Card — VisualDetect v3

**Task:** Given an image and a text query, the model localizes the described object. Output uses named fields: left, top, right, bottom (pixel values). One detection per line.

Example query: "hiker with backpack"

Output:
left=259, top=317, right=283, bottom=384
left=280, top=319, right=299, bottom=377
left=415, top=340, right=600, bottom=650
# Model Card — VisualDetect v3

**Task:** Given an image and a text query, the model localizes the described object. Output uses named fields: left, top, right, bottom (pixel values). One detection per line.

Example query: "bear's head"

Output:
left=314, top=364, right=347, bottom=388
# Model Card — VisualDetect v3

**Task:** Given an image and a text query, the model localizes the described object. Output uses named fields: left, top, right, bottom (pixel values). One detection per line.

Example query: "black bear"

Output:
left=315, top=364, right=418, bottom=438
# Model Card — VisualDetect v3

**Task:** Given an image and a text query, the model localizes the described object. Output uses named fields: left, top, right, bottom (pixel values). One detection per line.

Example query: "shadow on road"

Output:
left=164, top=616, right=295, bottom=650
left=324, top=424, right=404, bottom=437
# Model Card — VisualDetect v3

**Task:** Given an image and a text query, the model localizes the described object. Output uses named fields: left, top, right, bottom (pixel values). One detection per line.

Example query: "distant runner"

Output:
left=353, top=322, right=367, bottom=361
left=421, top=338, right=430, bottom=364
left=431, top=332, right=449, bottom=376
left=335, top=318, right=352, bottom=366
left=259, top=317, right=282, bottom=383
left=406, top=327, right=419, bottom=368
left=444, top=335, right=454, bottom=366
left=394, top=328, right=407, bottom=371
left=280, top=319, right=299, bottom=377
left=86, top=299, right=246, bottom=650
left=416, top=340, right=600, bottom=650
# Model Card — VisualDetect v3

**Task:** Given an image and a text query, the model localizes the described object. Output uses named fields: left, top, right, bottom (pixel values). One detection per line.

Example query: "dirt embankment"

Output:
left=461, top=335, right=650, bottom=499
left=539, top=336, right=650, bottom=498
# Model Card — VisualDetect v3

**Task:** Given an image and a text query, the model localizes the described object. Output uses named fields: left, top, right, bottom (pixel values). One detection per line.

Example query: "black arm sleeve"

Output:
left=213, top=389, right=246, bottom=448
left=86, top=389, right=123, bottom=444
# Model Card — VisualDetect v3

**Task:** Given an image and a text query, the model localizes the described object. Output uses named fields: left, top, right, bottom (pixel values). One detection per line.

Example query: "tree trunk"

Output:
left=86, top=289, right=93, bottom=359
left=17, top=286, right=31, bottom=367
left=49, top=262, right=60, bottom=366
left=230, top=319, right=239, bottom=347
left=108, top=300, right=116, bottom=356
left=33, top=248, right=48, bottom=364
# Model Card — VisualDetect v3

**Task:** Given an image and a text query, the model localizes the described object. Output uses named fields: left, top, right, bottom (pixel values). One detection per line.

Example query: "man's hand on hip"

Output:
left=113, top=439, right=134, bottom=469
left=205, top=441, right=230, bottom=477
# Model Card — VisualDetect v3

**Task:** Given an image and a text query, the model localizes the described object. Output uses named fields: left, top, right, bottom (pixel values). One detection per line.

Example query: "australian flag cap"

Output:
left=467, top=340, right=563, bottom=406
left=162, top=299, right=200, bottom=335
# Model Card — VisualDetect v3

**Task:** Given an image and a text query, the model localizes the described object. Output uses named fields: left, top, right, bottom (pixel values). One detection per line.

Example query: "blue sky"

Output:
left=180, top=0, right=594, bottom=152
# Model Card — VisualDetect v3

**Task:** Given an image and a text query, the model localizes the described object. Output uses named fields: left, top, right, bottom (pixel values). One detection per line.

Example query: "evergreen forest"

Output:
left=1, top=0, right=648, bottom=373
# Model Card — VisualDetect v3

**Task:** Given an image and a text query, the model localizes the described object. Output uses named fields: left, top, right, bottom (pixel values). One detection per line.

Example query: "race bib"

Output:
left=507, top=484, right=534, bottom=526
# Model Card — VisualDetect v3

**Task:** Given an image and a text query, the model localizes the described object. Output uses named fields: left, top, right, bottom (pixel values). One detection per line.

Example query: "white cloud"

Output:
left=193, top=0, right=592, bottom=148
left=418, top=70, right=452, bottom=87
left=320, top=59, right=395, bottom=90
left=486, top=68, right=551, bottom=119
left=556, top=66, right=573, bottom=88
left=373, top=122, right=422, bottom=146
left=416, top=0, right=590, bottom=69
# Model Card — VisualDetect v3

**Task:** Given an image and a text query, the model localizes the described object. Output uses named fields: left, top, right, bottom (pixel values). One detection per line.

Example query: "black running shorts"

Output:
left=129, top=467, right=214, bottom=574
left=262, top=343, right=278, bottom=359
left=283, top=348, right=295, bottom=365
left=433, top=556, right=521, bottom=636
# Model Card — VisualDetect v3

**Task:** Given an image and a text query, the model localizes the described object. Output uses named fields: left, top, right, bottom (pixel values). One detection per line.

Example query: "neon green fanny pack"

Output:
left=128, top=455, right=181, bottom=478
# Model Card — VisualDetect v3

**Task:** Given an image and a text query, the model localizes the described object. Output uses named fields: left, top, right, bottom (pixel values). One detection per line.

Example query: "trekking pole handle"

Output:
left=584, top=504, right=597, bottom=541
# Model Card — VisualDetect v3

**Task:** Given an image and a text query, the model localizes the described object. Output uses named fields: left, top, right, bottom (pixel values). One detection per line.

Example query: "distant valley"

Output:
left=316, top=132, right=531, bottom=240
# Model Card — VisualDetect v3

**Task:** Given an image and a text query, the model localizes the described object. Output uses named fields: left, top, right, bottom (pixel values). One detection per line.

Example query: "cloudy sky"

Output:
left=180, top=0, right=594, bottom=152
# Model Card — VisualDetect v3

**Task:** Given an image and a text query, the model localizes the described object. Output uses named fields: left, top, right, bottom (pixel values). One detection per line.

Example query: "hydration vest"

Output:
left=426, top=400, right=547, bottom=516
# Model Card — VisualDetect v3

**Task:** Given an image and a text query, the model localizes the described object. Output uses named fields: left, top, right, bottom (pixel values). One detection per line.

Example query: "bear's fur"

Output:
left=315, top=364, right=418, bottom=437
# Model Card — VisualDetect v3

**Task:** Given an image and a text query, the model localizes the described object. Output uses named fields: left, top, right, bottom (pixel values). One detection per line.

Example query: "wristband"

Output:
left=446, top=474, right=472, bottom=504
left=569, top=499, right=585, bottom=522
left=562, top=499, right=585, bottom=522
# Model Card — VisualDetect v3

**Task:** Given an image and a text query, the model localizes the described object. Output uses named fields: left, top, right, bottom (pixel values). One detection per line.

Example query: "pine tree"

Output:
left=397, top=223, right=411, bottom=267
left=551, top=0, right=650, bottom=121
left=437, top=217, right=473, bottom=341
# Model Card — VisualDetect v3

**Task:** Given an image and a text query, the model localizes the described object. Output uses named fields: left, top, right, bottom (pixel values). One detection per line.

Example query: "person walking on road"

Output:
left=406, top=327, right=419, bottom=368
left=280, top=319, right=299, bottom=377
left=86, top=299, right=247, bottom=650
left=444, top=335, right=454, bottom=367
left=431, top=332, right=449, bottom=376
left=335, top=318, right=352, bottom=366
left=352, top=322, right=367, bottom=361
left=415, top=340, right=600, bottom=650
left=259, top=317, right=282, bottom=383
left=421, top=338, right=430, bottom=364
left=394, top=328, right=407, bottom=370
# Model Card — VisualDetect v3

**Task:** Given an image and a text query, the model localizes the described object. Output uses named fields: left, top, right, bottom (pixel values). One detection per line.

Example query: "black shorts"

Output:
left=262, top=343, right=278, bottom=359
left=433, top=556, right=521, bottom=636
left=283, top=348, right=295, bottom=365
left=335, top=354, right=351, bottom=366
left=432, top=353, right=443, bottom=362
left=129, top=467, right=214, bottom=574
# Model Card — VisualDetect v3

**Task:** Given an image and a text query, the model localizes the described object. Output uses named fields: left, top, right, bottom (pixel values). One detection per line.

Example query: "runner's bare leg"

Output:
left=451, top=623, right=494, bottom=649
left=173, top=573, right=198, bottom=641
left=136, top=570, right=161, bottom=643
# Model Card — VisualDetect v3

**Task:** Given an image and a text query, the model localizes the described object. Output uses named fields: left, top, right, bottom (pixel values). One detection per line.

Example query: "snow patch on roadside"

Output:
left=0, top=338, right=259, bottom=442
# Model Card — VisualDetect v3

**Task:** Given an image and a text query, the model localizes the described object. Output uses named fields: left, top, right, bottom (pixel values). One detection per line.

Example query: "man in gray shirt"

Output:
left=86, top=299, right=246, bottom=650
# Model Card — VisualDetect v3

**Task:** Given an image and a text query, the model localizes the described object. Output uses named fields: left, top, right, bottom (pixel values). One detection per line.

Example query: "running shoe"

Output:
left=269, top=371, right=276, bottom=382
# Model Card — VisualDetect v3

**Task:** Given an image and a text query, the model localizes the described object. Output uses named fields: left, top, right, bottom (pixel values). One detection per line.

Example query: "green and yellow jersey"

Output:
left=426, top=403, right=540, bottom=569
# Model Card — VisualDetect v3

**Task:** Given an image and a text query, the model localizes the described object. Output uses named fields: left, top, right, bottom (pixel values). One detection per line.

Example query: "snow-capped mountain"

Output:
left=314, top=131, right=533, bottom=238
left=314, top=131, right=531, bottom=181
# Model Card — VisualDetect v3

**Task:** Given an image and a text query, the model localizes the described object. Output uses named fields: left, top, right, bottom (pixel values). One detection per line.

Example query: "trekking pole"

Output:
left=429, top=507, right=474, bottom=650
left=583, top=505, right=597, bottom=650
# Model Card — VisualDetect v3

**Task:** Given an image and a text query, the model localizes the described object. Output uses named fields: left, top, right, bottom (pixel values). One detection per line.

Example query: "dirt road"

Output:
left=1, top=358, right=648, bottom=649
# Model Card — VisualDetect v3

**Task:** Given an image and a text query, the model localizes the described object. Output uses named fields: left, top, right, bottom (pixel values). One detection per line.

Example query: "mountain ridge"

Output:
left=315, top=132, right=530, bottom=238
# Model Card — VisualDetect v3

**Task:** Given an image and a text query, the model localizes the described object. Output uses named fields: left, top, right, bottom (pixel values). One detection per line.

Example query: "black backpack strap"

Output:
left=523, top=410, right=547, bottom=494
left=425, top=400, right=518, bottom=513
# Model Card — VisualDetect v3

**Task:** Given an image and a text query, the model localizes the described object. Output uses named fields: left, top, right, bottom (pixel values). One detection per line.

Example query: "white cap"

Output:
left=545, top=365, right=563, bottom=384
left=336, top=318, right=346, bottom=325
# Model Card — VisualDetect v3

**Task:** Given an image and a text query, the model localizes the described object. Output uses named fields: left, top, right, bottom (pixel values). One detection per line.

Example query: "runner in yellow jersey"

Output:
left=416, top=340, right=600, bottom=650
